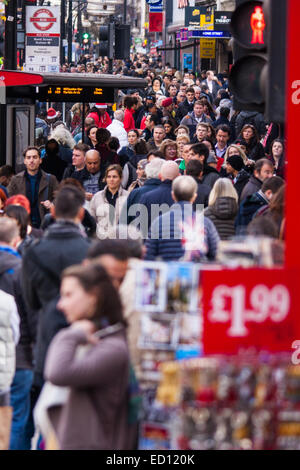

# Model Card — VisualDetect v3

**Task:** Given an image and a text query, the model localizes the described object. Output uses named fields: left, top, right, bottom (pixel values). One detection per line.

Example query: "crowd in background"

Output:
left=0, top=53, right=286, bottom=450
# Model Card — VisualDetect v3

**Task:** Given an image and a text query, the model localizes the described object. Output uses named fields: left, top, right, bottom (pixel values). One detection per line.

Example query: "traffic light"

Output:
left=115, top=25, right=131, bottom=60
left=99, top=23, right=114, bottom=59
left=229, top=0, right=267, bottom=113
left=229, top=0, right=287, bottom=122
left=82, top=32, right=90, bottom=44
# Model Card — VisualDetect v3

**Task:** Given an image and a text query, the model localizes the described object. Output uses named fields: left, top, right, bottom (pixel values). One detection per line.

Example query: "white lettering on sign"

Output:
left=291, top=80, right=300, bottom=104
left=208, top=284, right=290, bottom=337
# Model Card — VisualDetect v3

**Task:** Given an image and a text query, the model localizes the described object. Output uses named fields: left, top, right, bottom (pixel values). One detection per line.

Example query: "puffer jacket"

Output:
left=204, top=197, right=238, bottom=240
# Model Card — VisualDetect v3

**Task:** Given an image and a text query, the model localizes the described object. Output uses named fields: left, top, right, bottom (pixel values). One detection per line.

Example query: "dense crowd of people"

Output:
left=0, top=54, right=286, bottom=450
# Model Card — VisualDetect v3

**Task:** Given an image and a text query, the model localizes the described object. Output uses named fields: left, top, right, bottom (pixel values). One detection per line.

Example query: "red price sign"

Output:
left=202, top=268, right=300, bottom=354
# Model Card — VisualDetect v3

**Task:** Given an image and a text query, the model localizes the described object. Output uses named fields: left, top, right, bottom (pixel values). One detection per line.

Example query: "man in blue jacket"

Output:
left=145, top=175, right=220, bottom=261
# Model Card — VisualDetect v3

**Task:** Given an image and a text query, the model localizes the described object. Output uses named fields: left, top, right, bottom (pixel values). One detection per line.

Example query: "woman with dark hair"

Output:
left=123, top=96, right=138, bottom=133
left=95, top=128, right=119, bottom=166
left=150, top=77, right=163, bottom=95
left=206, top=123, right=216, bottom=144
left=162, top=118, right=176, bottom=141
left=40, top=263, right=134, bottom=450
left=127, top=159, right=147, bottom=192
left=267, top=139, right=286, bottom=179
left=237, top=124, right=265, bottom=161
left=118, top=129, right=140, bottom=168
left=90, top=164, right=129, bottom=239
left=86, top=125, right=98, bottom=149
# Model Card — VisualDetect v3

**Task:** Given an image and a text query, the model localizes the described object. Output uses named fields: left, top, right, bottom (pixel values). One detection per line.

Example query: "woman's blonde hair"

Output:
left=176, top=135, right=190, bottom=144
left=223, top=144, right=248, bottom=167
left=208, top=178, right=238, bottom=206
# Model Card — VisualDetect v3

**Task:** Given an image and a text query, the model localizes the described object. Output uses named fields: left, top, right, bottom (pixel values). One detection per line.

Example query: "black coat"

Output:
left=204, top=197, right=238, bottom=240
left=22, top=221, right=90, bottom=386
left=193, top=178, right=211, bottom=209
left=175, top=99, right=195, bottom=122
left=234, top=169, right=250, bottom=200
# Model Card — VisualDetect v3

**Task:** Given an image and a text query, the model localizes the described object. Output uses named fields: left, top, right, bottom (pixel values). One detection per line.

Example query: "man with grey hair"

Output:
left=122, top=158, right=165, bottom=225
left=140, top=160, right=180, bottom=228
left=106, top=110, right=128, bottom=149
left=145, top=175, right=220, bottom=261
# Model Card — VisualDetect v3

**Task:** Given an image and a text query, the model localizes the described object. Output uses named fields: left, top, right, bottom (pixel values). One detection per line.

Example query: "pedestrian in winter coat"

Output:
left=41, top=263, right=135, bottom=450
left=0, top=217, right=36, bottom=450
left=8, top=147, right=59, bottom=228
left=224, top=154, right=250, bottom=201
left=140, top=161, right=179, bottom=231
left=89, top=165, right=129, bottom=240
left=145, top=175, right=220, bottom=261
left=21, top=187, right=90, bottom=396
left=240, top=158, right=274, bottom=202
left=235, top=176, right=284, bottom=235
left=266, top=139, right=286, bottom=179
left=118, top=129, right=139, bottom=168
left=204, top=178, right=238, bottom=240
left=185, top=159, right=211, bottom=208
left=236, top=124, right=266, bottom=161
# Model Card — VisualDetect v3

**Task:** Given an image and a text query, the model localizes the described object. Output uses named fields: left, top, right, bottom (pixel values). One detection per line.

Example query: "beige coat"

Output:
left=89, top=185, right=129, bottom=239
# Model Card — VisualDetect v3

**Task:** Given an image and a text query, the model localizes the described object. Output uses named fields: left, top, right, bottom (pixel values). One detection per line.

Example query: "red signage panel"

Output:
left=202, top=268, right=300, bottom=355
left=149, top=12, right=163, bottom=32
left=0, top=70, right=43, bottom=87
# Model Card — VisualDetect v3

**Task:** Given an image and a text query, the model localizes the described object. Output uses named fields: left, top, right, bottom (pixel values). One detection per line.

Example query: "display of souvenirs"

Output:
left=139, top=313, right=180, bottom=351
left=147, top=356, right=300, bottom=450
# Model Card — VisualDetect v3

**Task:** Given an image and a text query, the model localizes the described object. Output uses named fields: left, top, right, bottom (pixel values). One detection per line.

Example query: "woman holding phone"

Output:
left=41, top=263, right=135, bottom=450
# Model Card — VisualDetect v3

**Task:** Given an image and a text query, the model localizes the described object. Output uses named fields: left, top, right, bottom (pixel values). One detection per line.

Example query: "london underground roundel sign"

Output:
left=30, top=8, right=57, bottom=32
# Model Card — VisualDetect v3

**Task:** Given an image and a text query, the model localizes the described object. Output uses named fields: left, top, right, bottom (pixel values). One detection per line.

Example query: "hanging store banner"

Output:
left=200, top=38, right=215, bottom=59
left=214, top=11, right=232, bottom=31
left=25, top=6, right=60, bottom=73
left=199, top=12, right=214, bottom=31
left=185, top=7, right=201, bottom=30
left=149, top=12, right=163, bottom=32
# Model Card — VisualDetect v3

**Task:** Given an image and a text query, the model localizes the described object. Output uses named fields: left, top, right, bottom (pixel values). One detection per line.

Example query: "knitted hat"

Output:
left=162, top=97, right=173, bottom=108
left=47, top=107, right=59, bottom=120
left=95, top=103, right=107, bottom=109
left=227, top=155, right=244, bottom=171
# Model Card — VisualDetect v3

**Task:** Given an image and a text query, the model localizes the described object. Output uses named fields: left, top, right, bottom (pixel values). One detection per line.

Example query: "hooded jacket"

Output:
left=204, top=197, right=238, bottom=240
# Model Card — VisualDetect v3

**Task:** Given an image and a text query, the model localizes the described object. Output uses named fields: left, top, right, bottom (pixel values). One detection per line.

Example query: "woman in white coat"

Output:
left=89, top=164, right=129, bottom=240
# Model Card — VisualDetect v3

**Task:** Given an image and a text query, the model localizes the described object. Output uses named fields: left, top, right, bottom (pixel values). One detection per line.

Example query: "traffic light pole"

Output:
left=4, top=0, right=17, bottom=70
left=60, top=0, right=66, bottom=66
left=68, top=0, right=72, bottom=64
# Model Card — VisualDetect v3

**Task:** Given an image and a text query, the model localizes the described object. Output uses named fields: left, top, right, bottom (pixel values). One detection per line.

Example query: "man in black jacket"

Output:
left=175, top=87, right=196, bottom=122
left=240, top=158, right=274, bottom=202
left=21, top=186, right=90, bottom=443
left=186, top=159, right=211, bottom=208
left=225, top=155, right=250, bottom=200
